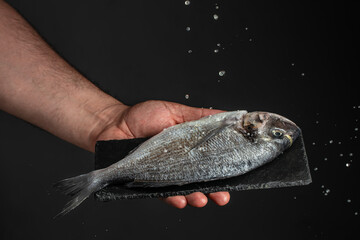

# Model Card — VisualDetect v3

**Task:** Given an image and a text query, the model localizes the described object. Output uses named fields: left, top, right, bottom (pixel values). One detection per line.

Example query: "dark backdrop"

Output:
left=1, top=0, right=358, bottom=239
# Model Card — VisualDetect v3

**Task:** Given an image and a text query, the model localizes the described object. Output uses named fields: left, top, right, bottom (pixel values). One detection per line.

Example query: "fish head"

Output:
left=241, top=111, right=300, bottom=151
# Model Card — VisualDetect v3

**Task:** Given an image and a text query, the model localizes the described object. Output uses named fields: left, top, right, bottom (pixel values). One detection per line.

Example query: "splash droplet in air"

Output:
left=187, top=50, right=192, bottom=54
left=186, top=26, right=191, bottom=31
left=214, top=49, right=219, bottom=53
left=185, top=1, right=190, bottom=6
left=219, top=70, right=225, bottom=77
left=185, top=94, right=190, bottom=99
left=213, top=14, right=219, bottom=20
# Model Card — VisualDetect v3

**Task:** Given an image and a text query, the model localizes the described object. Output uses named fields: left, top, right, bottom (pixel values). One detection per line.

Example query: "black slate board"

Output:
left=94, top=134, right=311, bottom=201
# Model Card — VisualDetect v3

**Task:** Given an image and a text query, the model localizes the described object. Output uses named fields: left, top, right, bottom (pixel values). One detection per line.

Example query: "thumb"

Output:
left=169, top=102, right=225, bottom=123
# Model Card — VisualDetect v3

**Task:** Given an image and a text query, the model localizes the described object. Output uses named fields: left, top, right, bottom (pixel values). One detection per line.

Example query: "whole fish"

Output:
left=55, top=110, right=300, bottom=216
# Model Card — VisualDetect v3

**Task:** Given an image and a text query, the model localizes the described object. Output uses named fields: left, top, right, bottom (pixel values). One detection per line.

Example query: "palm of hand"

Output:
left=97, top=100, right=230, bottom=208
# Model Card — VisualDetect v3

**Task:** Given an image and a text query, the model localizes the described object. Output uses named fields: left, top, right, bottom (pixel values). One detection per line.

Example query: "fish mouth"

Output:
left=286, top=127, right=301, bottom=147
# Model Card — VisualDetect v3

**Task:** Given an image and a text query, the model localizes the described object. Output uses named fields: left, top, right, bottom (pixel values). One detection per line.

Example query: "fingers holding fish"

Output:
left=162, top=193, right=208, bottom=208
left=161, top=191, right=230, bottom=208
left=208, top=192, right=230, bottom=206
left=168, top=101, right=225, bottom=124
left=162, top=195, right=187, bottom=209
left=184, top=192, right=208, bottom=207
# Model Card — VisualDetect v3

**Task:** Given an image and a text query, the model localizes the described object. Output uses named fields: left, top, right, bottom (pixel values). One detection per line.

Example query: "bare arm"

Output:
left=0, top=0, right=230, bottom=208
left=0, top=0, right=127, bottom=152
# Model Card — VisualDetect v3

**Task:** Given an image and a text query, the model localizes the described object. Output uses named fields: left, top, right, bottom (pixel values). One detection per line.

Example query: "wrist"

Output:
left=87, top=100, right=129, bottom=152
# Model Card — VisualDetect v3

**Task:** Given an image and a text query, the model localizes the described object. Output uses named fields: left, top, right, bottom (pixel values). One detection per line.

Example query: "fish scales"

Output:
left=54, top=110, right=300, bottom=216
left=115, top=112, right=248, bottom=183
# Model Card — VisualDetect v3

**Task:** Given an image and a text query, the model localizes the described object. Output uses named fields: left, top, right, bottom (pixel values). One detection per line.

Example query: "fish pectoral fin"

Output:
left=189, top=121, right=237, bottom=152
left=125, top=179, right=189, bottom=188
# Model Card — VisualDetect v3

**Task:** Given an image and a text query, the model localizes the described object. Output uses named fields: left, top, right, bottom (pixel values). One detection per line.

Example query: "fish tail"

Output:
left=53, top=169, right=107, bottom=218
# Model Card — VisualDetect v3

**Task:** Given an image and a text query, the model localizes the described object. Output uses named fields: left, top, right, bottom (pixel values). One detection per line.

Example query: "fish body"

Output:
left=55, top=110, right=300, bottom=216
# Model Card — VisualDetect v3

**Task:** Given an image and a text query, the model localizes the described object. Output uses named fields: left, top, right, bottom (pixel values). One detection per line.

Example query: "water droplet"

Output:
left=346, top=163, right=350, bottom=167
left=347, top=199, right=351, bottom=203
left=105, top=229, right=109, bottom=232
left=219, top=70, right=226, bottom=76
left=314, top=167, right=318, bottom=171
left=349, top=153, right=353, bottom=157
left=185, top=94, right=189, bottom=99
left=209, top=107, right=213, bottom=109
left=301, top=73, right=305, bottom=76
left=186, top=26, right=191, bottom=31
left=315, top=120, right=319, bottom=124
left=324, top=157, right=328, bottom=161
left=312, top=142, right=316, bottom=145
left=340, top=153, right=343, bottom=157
left=217, top=43, right=221, bottom=47
left=321, top=185, right=325, bottom=188
left=185, top=0, right=190, bottom=6
left=213, top=14, right=219, bottom=20
left=245, top=27, right=248, bottom=31
left=291, top=63, right=295, bottom=66
left=355, top=212, right=358, bottom=216
left=329, top=140, right=333, bottom=144
left=294, top=196, right=297, bottom=200
left=355, top=128, right=358, bottom=131
left=249, top=38, right=253, bottom=42
left=214, top=49, right=219, bottom=53
left=323, top=188, right=331, bottom=196
left=187, top=49, right=192, bottom=53
left=338, top=141, right=342, bottom=144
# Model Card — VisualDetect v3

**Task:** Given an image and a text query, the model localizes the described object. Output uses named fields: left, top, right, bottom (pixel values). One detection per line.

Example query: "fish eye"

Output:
left=271, top=129, right=284, bottom=138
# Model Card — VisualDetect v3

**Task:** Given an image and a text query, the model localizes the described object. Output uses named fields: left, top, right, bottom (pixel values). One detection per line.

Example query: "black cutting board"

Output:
left=94, top=134, right=311, bottom=201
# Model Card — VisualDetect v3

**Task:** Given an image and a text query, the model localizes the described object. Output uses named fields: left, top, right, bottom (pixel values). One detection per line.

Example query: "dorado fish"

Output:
left=55, top=110, right=300, bottom=216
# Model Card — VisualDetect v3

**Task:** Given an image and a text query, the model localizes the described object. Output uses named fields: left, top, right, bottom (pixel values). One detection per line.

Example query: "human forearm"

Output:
left=0, top=1, right=127, bottom=151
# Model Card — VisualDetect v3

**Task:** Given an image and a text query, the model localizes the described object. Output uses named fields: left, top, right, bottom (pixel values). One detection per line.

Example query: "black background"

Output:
left=0, top=0, right=359, bottom=239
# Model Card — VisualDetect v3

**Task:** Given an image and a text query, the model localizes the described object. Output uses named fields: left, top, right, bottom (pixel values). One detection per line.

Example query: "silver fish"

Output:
left=54, top=110, right=300, bottom=216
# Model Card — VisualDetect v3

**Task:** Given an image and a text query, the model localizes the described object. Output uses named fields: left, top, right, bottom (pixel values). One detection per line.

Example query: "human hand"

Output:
left=96, top=100, right=230, bottom=208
